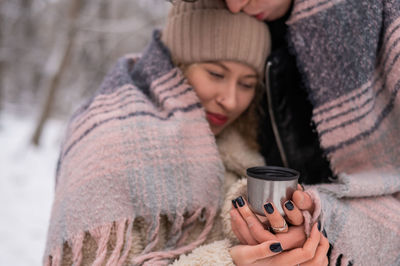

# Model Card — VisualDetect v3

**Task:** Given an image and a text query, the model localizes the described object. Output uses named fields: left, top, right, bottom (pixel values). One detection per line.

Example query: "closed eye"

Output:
left=239, top=82, right=256, bottom=89
left=208, top=71, right=224, bottom=79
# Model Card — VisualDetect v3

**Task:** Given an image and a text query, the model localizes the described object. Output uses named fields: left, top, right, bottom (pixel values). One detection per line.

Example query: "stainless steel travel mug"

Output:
left=247, top=166, right=299, bottom=216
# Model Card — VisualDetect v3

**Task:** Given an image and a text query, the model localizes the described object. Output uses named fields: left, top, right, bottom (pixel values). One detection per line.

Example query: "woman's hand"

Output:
left=230, top=223, right=329, bottom=266
left=225, top=0, right=293, bottom=21
left=230, top=195, right=305, bottom=249
left=229, top=240, right=284, bottom=265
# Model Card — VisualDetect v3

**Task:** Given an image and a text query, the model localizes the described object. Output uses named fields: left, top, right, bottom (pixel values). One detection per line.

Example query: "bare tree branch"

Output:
left=31, top=0, right=82, bottom=146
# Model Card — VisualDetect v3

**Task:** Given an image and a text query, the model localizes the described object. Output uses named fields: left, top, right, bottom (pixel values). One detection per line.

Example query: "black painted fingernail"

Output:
left=270, top=243, right=282, bottom=253
left=236, top=196, right=245, bottom=207
left=285, top=200, right=294, bottom=211
left=318, top=221, right=322, bottom=231
left=322, top=229, right=327, bottom=238
left=264, top=203, right=274, bottom=214
left=232, top=199, right=238, bottom=209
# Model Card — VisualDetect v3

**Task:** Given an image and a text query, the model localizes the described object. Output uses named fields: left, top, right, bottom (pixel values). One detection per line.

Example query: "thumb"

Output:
left=292, top=190, right=314, bottom=212
left=230, top=241, right=283, bottom=265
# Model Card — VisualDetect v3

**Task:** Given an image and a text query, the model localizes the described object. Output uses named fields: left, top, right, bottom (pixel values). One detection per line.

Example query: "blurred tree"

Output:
left=31, top=0, right=82, bottom=145
left=0, top=0, right=168, bottom=144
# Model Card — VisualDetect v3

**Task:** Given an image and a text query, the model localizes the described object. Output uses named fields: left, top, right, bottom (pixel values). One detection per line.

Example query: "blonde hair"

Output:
left=229, top=82, right=263, bottom=151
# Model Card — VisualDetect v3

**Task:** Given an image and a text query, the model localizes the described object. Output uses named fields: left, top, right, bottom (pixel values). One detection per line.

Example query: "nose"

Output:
left=225, top=0, right=249, bottom=13
left=217, top=81, right=237, bottom=112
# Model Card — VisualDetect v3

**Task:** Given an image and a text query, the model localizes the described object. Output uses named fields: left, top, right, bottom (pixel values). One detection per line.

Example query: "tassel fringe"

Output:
left=132, top=208, right=217, bottom=265
left=70, top=231, right=85, bottom=266
left=45, top=207, right=217, bottom=266
left=117, top=218, right=134, bottom=266
left=106, top=218, right=127, bottom=266
left=90, top=223, right=112, bottom=266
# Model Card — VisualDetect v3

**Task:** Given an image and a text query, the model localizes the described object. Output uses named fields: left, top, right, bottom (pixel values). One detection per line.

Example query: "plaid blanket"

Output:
left=44, top=31, right=224, bottom=266
left=288, top=0, right=400, bottom=265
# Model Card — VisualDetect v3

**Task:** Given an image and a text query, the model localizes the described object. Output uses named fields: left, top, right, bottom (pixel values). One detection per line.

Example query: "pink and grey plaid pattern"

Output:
left=44, top=32, right=224, bottom=266
left=288, top=0, right=400, bottom=265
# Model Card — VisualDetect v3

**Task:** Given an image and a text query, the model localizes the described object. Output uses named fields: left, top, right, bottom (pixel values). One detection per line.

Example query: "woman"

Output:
left=225, top=0, right=400, bottom=265
left=43, top=0, right=328, bottom=265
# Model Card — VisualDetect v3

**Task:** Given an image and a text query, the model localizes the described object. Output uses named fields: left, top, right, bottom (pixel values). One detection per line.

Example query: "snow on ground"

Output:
left=0, top=113, right=65, bottom=266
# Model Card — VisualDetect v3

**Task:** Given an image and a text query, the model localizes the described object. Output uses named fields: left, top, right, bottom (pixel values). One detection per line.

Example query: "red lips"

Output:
left=206, top=112, right=228, bottom=126
left=255, top=13, right=265, bottom=21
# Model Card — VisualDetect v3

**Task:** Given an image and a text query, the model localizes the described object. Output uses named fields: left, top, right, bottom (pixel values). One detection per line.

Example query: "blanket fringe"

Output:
left=45, top=245, right=62, bottom=266
left=90, top=223, right=112, bottom=266
left=45, top=209, right=217, bottom=266
left=132, top=208, right=217, bottom=265
left=141, top=215, right=162, bottom=254
left=330, top=247, right=341, bottom=266
left=340, top=255, right=351, bottom=266
left=330, top=250, right=352, bottom=266
left=176, top=209, right=203, bottom=247
left=45, top=218, right=133, bottom=266
left=117, top=218, right=134, bottom=266
left=70, top=231, right=85, bottom=266
left=183, top=208, right=202, bottom=227
left=106, top=218, right=127, bottom=266
left=302, top=188, right=323, bottom=236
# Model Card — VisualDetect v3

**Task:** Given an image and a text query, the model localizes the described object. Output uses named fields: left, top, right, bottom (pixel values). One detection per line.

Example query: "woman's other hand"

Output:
left=225, top=0, right=292, bottom=21
left=230, top=223, right=329, bottom=266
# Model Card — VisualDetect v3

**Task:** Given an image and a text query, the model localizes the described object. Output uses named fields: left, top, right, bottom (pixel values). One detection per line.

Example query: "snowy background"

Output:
left=0, top=113, right=64, bottom=265
left=0, top=0, right=168, bottom=264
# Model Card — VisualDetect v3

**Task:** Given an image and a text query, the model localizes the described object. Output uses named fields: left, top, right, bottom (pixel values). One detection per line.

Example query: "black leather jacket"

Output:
left=258, top=18, right=333, bottom=185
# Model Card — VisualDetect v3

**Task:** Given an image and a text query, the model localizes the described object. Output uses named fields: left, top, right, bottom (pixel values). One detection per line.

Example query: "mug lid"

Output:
left=246, top=166, right=299, bottom=181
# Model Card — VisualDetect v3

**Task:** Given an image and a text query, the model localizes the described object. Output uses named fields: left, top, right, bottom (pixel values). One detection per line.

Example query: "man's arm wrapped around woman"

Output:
left=285, top=1, right=400, bottom=264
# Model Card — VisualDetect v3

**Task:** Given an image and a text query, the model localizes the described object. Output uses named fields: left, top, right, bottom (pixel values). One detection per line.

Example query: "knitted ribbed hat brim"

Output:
left=161, top=0, right=271, bottom=77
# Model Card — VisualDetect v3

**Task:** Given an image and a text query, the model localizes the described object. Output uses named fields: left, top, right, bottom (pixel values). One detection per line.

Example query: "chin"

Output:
left=211, top=125, right=226, bottom=136
left=211, top=129, right=220, bottom=136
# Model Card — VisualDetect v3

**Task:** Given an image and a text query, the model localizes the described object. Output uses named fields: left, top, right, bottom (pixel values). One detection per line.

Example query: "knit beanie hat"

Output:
left=161, top=0, right=271, bottom=78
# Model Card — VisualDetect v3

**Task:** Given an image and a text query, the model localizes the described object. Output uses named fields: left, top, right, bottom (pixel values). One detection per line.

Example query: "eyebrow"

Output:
left=207, top=61, right=258, bottom=79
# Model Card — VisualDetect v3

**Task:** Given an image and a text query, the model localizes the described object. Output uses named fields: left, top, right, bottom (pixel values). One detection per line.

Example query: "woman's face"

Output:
left=185, top=61, right=257, bottom=135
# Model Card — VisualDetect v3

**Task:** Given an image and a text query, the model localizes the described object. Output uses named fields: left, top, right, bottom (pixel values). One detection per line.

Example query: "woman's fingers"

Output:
left=300, top=232, right=330, bottom=266
left=231, top=200, right=307, bottom=250
left=230, top=240, right=283, bottom=265
left=230, top=208, right=248, bottom=244
left=267, top=222, right=322, bottom=265
left=283, top=200, right=304, bottom=225
left=234, top=196, right=277, bottom=243
left=292, top=190, right=315, bottom=213
left=263, top=201, right=288, bottom=233
left=275, top=225, right=307, bottom=250
left=230, top=205, right=258, bottom=245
